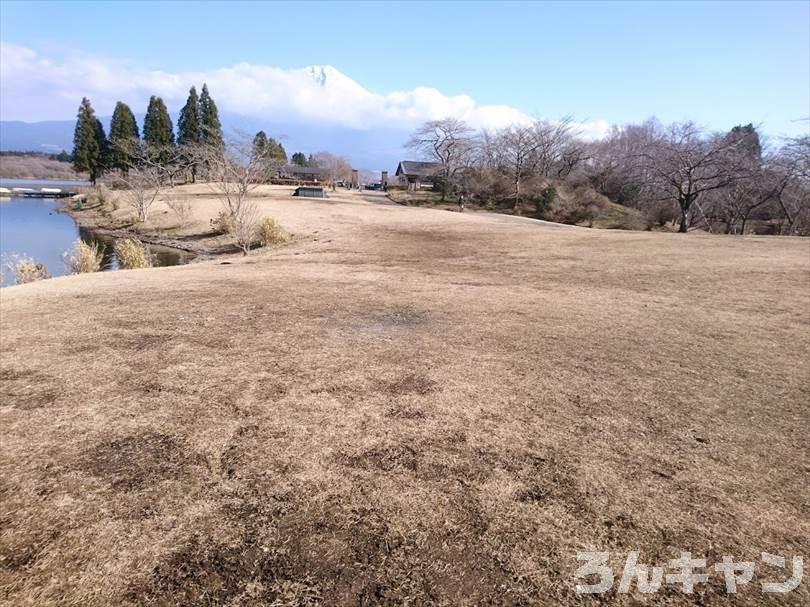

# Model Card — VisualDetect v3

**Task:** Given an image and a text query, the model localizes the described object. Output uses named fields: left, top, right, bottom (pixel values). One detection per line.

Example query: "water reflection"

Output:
left=78, top=228, right=194, bottom=271
left=0, top=194, right=193, bottom=286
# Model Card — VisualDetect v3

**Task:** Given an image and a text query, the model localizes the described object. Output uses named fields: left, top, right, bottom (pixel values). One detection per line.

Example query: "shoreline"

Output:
left=62, top=196, right=228, bottom=260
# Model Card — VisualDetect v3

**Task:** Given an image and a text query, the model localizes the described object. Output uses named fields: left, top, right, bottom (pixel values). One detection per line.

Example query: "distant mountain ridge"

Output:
left=0, top=113, right=411, bottom=174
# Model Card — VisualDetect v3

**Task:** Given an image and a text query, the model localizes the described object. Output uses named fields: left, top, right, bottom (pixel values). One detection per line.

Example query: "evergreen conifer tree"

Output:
left=72, top=97, right=105, bottom=184
left=253, top=130, right=268, bottom=159
left=107, top=101, right=140, bottom=174
left=143, top=96, right=174, bottom=147
left=143, top=95, right=175, bottom=165
left=267, top=137, right=288, bottom=162
left=177, top=86, right=202, bottom=181
left=199, top=83, right=223, bottom=149
left=95, top=118, right=109, bottom=173
left=177, top=86, right=201, bottom=146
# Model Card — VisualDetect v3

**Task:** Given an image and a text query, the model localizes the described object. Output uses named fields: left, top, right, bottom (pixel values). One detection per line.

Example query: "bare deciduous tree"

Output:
left=770, top=133, right=810, bottom=234
left=496, top=124, right=541, bottom=209
left=638, top=122, right=753, bottom=232
left=406, top=118, right=475, bottom=180
left=192, top=134, right=286, bottom=253
left=309, top=152, right=352, bottom=190
left=119, top=165, right=162, bottom=223
left=231, top=200, right=262, bottom=255
left=166, top=194, right=193, bottom=227
left=198, top=135, right=280, bottom=220
left=533, top=118, right=579, bottom=177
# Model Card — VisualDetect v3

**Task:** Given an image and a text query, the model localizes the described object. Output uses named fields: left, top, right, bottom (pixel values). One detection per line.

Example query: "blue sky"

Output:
left=1, top=0, right=808, bottom=137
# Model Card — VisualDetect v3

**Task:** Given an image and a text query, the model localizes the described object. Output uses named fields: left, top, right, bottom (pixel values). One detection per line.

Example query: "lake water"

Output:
left=0, top=177, right=92, bottom=189
left=0, top=183, right=193, bottom=286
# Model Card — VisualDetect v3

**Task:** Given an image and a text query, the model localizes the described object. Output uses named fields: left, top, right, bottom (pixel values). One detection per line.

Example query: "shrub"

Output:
left=257, top=216, right=291, bottom=247
left=166, top=195, right=193, bottom=227
left=544, top=187, right=608, bottom=225
left=644, top=201, right=678, bottom=228
left=231, top=203, right=261, bottom=255
left=533, top=186, right=557, bottom=217
left=611, top=211, right=650, bottom=231
left=211, top=210, right=234, bottom=235
left=81, top=185, right=112, bottom=209
left=432, top=176, right=452, bottom=199
left=2, top=255, right=51, bottom=285
left=64, top=239, right=104, bottom=274
left=113, top=238, right=151, bottom=269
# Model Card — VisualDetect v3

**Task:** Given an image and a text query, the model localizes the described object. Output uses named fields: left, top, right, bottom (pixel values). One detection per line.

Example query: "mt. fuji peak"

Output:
left=302, top=65, right=371, bottom=97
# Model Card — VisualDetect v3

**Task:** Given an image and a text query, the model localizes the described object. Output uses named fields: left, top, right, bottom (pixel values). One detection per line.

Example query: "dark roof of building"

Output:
left=395, top=161, right=442, bottom=177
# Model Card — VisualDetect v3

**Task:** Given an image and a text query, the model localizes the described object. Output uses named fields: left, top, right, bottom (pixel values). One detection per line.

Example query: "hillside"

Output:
left=1, top=187, right=808, bottom=605
left=388, top=179, right=653, bottom=230
left=0, top=154, right=86, bottom=180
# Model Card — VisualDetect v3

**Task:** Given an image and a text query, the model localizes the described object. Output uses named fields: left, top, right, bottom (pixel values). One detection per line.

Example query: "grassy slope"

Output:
left=386, top=185, right=652, bottom=231
left=1, top=186, right=809, bottom=606
left=585, top=201, right=649, bottom=230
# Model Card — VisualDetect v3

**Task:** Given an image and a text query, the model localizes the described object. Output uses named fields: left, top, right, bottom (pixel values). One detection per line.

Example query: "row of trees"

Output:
left=251, top=131, right=287, bottom=164
left=407, top=117, right=810, bottom=234
left=73, top=87, right=324, bottom=189
left=72, top=84, right=223, bottom=184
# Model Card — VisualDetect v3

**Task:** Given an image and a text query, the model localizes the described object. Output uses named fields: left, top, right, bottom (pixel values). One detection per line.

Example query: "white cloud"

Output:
left=0, top=42, right=609, bottom=137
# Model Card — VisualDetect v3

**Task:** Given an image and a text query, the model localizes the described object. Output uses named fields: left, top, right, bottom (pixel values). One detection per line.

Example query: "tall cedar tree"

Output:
left=95, top=119, right=108, bottom=173
left=107, top=101, right=140, bottom=174
left=143, top=96, right=175, bottom=165
left=178, top=86, right=202, bottom=181
left=267, top=137, right=288, bottom=162
left=72, top=97, right=106, bottom=184
left=199, top=83, right=223, bottom=149
left=177, top=87, right=201, bottom=146
left=291, top=152, right=308, bottom=166
left=253, top=131, right=269, bottom=159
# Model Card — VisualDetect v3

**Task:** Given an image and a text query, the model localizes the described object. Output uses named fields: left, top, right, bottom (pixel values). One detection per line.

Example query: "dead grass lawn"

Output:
left=1, top=186, right=809, bottom=605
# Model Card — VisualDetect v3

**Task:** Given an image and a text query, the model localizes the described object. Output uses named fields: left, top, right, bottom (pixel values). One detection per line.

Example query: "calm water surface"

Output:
left=0, top=190, right=193, bottom=286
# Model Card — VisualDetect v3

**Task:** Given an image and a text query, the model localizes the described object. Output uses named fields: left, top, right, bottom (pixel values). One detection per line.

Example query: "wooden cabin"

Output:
left=395, top=161, right=442, bottom=191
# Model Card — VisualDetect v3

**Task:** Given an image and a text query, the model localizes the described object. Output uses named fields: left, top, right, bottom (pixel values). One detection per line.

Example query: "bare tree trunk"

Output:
left=775, top=193, right=796, bottom=233
left=678, top=203, right=689, bottom=233
left=694, top=201, right=712, bottom=233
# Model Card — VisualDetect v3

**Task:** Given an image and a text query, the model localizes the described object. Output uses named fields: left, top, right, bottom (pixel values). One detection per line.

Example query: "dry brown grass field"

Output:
left=1, top=186, right=809, bottom=606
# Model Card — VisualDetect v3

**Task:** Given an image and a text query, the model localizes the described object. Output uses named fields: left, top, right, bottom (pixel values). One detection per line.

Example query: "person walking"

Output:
left=458, top=193, right=465, bottom=212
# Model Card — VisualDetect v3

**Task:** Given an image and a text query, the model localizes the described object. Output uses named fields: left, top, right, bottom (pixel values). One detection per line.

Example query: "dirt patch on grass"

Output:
left=78, top=432, right=208, bottom=491
left=134, top=537, right=305, bottom=607
left=341, top=444, right=418, bottom=473
left=0, top=367, right=60, bottom=409
left=378, top=227, right=476, bottom=262
left=385, top=403, right=427, bottom=419
left=380, top=372, right=437, bottom=396
left=351, top=308, right=429, bottom=336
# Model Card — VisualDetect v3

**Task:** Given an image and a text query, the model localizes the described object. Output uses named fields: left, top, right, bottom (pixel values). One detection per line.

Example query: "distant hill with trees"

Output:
left=0, top=150, right=86, bottom=180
